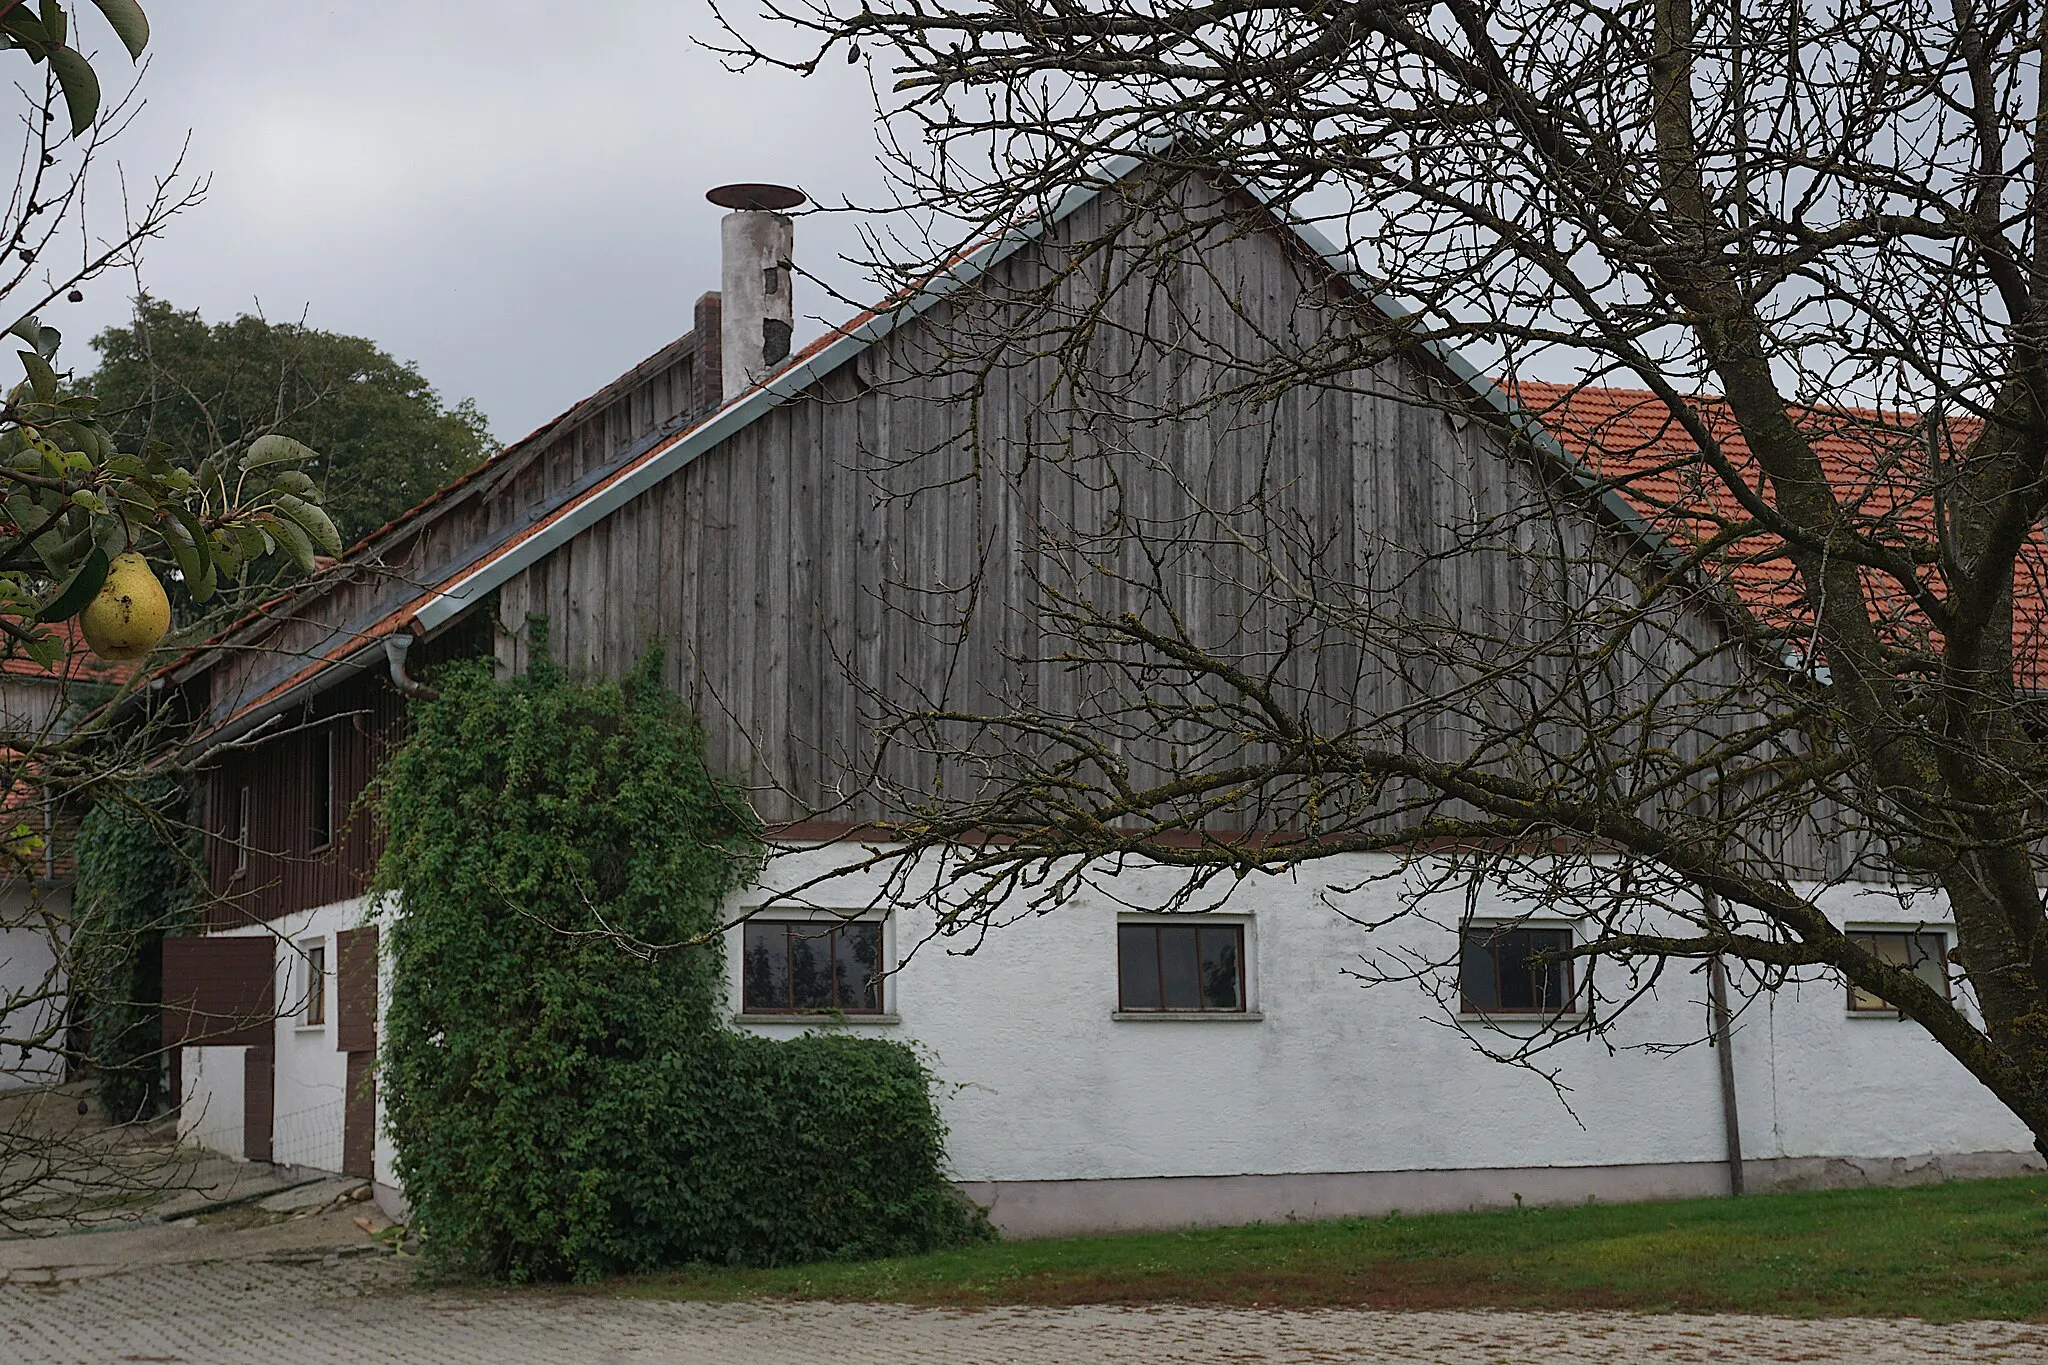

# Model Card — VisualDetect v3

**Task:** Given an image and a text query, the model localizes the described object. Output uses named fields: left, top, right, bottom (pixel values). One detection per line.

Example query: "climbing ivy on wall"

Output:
left=72, top=779, right=198, bottom=1123
left=376, top=642, right=989, bottom=1282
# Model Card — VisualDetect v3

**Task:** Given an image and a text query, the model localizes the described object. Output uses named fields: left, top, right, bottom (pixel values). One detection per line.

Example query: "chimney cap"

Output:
left=707, top=183, right=807, bottom=212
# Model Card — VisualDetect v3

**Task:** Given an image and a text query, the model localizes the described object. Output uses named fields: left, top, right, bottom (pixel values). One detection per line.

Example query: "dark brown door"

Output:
left=336, top=926, right=379, bottom=1180
left=342, top=1051, right=375, bottom=1179
left=242, top=1043, right=274, bottom=1162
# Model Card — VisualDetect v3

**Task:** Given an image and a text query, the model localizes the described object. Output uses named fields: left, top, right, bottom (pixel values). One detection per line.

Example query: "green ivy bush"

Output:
left=72, top=779, right=197, bottom=1123
left=377, top=646, right=989, bottom=1282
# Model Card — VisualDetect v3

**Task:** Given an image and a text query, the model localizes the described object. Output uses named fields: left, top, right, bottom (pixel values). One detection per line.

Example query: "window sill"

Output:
left=1457, top=1012, right=1589, bottom=1025
left=1112, top=1010, right=1264, bottom=1023
left=1846, top=1010, right=1911, bottom=1021
left=293, top=1023, right=327, bottom=1033
left=732, top=1012, right=901, bottom=1026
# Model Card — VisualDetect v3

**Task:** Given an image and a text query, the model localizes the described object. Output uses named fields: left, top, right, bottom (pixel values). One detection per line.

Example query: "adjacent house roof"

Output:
left=1520, top=382, right=2048, bottom=688
left=4, top=619, right=132, bottom=684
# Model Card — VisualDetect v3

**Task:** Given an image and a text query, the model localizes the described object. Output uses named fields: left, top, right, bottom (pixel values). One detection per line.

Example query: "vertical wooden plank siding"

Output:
left=200, top=171, right=1850, bottom=907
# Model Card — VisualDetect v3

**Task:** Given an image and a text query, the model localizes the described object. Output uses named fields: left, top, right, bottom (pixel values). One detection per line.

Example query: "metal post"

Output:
left=1705, top=891, right=1745, bottom=1195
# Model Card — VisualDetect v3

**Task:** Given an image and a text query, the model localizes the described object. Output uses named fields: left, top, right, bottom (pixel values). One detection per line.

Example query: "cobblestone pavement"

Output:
left=3, top=1245, right=2046, bottom=1365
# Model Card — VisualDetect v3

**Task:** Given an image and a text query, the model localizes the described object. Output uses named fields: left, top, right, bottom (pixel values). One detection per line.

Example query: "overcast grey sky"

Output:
left=66, top=1, right=884, bottom=441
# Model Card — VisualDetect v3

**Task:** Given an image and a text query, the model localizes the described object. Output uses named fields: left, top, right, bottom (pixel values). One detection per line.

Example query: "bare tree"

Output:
left=710, top=0, right=2048, bottom=1148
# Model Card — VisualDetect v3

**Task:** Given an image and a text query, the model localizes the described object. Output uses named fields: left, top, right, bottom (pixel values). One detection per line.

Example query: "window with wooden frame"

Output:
left=741, top=919, right=883, bottom=1014
left=299, top=940, right=327, bottom=1026
left=1459, top=925, right=1576, bottom=1015
left=1117, top=922, right=1245, bottom=1013
left=232, top=785, right=250, bottom=878
left=1846, top=930, right=1948, bottom=1014
left=310, top=728, right=334, bottom=850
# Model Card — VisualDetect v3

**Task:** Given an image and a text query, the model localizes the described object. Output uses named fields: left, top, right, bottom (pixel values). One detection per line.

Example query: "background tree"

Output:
left=0, top=3, right=347, bottom=1222
left=716, top=0, right=2048, bottom=1151
left=91, top=297, right=494, bottom=548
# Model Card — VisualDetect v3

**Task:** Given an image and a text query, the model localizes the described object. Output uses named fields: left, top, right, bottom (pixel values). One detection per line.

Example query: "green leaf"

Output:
left=16, top=349, right=54, bottom=401
left=265, top=512, right=317, bottom=573
left=161, top=512, right=202, bottom=591
left=36, top=545, right=107, bottom=623
left=0, top=11, right=52, bottom=51
left=37, top=1, right=65, bottom=47
left=90, top=0, right=147, bottom=60
left=231, top=523, right=265, bottom=564
left=275, top=492, right=341, bottom=556
left=46, top=44, right=98, bottom=138
left=243, top=433, right=319, bottom=469
left=34, top=324, right=58, bottom=359
left=31, top=516, right=89, bottom=576
left=7, top=315, right=40, bottom=348
left=22, top=631, right=61, bottom=670
left=90, top=513, right=127, bottom=557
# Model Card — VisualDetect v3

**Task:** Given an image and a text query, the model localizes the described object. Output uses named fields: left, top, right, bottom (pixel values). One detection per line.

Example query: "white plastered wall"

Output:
left=0, top=881, right=66, bottom=1090
left=178, top=895, right=397, bottom=1188
left=727, top=847, right=2035, bottom=1186
left=182, top=848, right=2037, bottom=1222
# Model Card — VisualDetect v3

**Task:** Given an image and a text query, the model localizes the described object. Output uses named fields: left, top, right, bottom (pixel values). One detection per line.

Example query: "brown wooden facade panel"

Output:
left=161, top=936, right=275, bottom=1048
left=203, top=674, right=407, bottom=929
left=342, top=1050, right=375, bottom=1180
left=335, top=925, right=379, bottom=1055
left=204, top=174, right=1850, bottom=904
left=199, top=310, right=724, bottom=923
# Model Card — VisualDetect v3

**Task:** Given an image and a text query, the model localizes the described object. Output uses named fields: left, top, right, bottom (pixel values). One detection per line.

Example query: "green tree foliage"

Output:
left=377, top=644, right=989, bottom=1282
left=90, top=297, right=494, bottom=548
left=70, top=778, right=194, bottom=1123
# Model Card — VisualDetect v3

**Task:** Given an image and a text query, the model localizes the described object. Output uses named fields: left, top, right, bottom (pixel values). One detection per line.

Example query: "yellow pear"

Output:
left=78, top=551, right=171, bottom=662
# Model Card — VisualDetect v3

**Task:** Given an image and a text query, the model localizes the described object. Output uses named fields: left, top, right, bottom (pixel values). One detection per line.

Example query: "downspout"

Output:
left=1704, top=890, right=1745, bottom=1195
left=382, top=634, right=439, bottom=701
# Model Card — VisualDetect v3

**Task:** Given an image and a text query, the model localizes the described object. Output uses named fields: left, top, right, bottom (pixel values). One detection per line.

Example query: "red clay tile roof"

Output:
left=1513, top=381, right=2047, bottom=687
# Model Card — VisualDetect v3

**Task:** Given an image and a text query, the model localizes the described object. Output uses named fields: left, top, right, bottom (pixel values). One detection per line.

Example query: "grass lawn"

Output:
left=618, top=1176, right=2048, bottom=1320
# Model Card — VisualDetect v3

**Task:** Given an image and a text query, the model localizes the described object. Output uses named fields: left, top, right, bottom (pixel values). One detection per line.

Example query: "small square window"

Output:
left=300, top=941, right=326, bottom=1026
left=1846, top=930, right=1947, bottom=1013
left=742, top=920, right=884, bottom=1014
left=1460, top=925, right=1575, bottom=1014
left=1117, top=922, right=1244, bottom=1012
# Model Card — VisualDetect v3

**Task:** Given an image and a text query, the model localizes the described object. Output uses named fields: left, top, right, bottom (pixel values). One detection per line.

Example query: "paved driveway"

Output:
left=1, top=1210, right=2044, bottom=1363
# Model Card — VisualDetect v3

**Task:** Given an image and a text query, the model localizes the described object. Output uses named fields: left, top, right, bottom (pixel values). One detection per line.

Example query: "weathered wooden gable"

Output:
left=485, top=174, right=1772, bottom=849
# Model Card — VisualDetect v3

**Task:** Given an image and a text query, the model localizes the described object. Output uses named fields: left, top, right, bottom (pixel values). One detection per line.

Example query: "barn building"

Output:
left=152, top=156, right=2039, bottom=1233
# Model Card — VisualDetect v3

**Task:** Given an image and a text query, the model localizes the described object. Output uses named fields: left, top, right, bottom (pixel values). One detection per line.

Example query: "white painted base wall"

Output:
left=177, top=896, right=397, bottom=1188
left=177, top=852, right=2041, bottom=1236
left=0, top=882, right=67, bottom=1091
left=725, top=851, right=2035, bottom=1186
